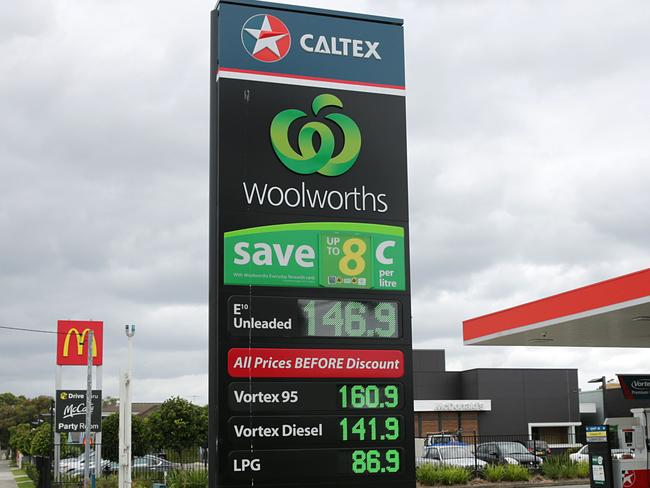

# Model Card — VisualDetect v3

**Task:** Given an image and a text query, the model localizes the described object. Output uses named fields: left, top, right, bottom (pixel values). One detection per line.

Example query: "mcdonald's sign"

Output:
left=56, top=320, right=103, bottom=366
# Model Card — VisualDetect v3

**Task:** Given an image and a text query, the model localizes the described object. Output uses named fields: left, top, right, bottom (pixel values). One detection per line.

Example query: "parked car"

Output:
left=569, top=444, right=633, bottom=463
left=525, top=440, right=552, bottom=457
left=476, top=441, right=543, bottom=468
left=63, top=457, right=117, bottom=477
left=60, top=452, right=101, bottom=472
left=570, top=445, right=588, bottom=463
left=424, top=431, right=465, bottom=447
left=417, top=445, right=487, bottom=470
left=132, top=454, right=181, bottom=472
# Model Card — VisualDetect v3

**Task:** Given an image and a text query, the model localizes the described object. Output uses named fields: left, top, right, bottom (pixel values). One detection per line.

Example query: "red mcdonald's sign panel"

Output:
left=56, top=320, right=103, bottom=366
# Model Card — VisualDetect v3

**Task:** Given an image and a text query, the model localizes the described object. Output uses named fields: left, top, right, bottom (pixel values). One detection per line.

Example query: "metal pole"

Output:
left=50, top=399, right=54, bottom=487
left=83, top=331, right=93, bottom=488
left=118, top=369, right=126, bottom=488
left=54, top=366, right=62, bottom=482
left=119, top=325, right=135, bottom=488
left=125, top=326, right=134, bottom=488
left=602, top=377, right=607, bottom=422
left=95, top=366, right=102, bottom=480
left=473, top=431, right=478, bottom=478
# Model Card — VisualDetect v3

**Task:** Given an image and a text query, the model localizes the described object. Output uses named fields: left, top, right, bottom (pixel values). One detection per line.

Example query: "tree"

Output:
left=101, top=413, right=149, bottom=462
left=30, top=423, right=52, bottom=456
left=0, top=394, right=51, bottom=448
left=146, top=397, right=206, bottom=454
left=102, top=397, right=119, bottom=407
left=9, top=423, right=33, bottom=455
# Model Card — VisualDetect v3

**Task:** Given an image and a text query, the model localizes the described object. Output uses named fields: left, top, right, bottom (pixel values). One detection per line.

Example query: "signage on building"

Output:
left=210, top=2, right=413, bottom=487
left=415, top=400, right=492, bottom=412
left=56, top=320, right=103, bottom=366
left=55, top=390, right=102, bottom=433
left=586, top=425, right=608, bottom=443
left=617, top=374, right=650, bottom=400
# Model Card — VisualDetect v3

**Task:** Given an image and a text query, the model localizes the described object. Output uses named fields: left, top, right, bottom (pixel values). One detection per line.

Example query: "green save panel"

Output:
left=223, top=222, right=405, bottom=290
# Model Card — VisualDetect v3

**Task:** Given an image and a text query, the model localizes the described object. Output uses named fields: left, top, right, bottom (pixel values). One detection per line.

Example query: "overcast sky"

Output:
left=1, top=0, right=649, bottom=404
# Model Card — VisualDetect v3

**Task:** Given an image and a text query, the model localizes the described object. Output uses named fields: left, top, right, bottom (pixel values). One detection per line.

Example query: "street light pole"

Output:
left=83, top=331, right=94, bottom=488
left=119, top=325, right=135, bottom=488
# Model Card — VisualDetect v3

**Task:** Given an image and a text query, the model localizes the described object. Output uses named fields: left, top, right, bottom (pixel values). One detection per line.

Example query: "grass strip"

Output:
left=11, top=468, right=35, bottom=488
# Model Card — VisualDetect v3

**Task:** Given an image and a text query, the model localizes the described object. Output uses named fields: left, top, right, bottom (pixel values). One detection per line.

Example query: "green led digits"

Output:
left=351, top=450, right=401, bottom=474
left=339, top=416, right=401, bottom=441
left=300, top=299, right=399, bottom=338
left=338, top=384, right=400, bottom=409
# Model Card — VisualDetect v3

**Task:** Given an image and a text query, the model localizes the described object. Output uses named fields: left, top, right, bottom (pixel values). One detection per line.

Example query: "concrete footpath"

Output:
left=0, top=460, right=18, bottom=488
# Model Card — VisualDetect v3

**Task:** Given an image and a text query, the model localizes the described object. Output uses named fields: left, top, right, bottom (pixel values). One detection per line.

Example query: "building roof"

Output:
left=463, top=268, right=650, bottom=347
left=102, top=402, right=161, bottom=417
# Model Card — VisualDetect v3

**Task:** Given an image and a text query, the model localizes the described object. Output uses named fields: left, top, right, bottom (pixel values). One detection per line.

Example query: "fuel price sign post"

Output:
left=209, top=1, right=414, bottom=487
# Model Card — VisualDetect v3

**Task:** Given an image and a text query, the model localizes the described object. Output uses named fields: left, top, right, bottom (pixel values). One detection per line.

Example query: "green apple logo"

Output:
left=270, top=94, right=361, bottom=176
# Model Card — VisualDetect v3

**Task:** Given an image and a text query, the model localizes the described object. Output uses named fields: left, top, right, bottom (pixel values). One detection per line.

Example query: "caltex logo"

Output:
left=623, top=470, right=635, bottom=488
left=241, top=14, right=291, bottom=62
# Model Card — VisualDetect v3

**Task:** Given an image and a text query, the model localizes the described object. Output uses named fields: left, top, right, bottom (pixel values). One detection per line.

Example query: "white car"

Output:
left=59, top=452, right=94, bottom=471
left=417, top=445, right=487, bottom=469
left=569, top=445, right=588, bottom=463
left=570, top=444, right=634, bottom=463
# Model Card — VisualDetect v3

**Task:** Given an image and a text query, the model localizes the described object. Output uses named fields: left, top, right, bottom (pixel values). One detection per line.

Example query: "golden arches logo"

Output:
left=62, top=328, right=98, bottom=358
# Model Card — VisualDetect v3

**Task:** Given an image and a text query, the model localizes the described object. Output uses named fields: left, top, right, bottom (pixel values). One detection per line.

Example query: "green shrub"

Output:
left=559, top=461, right=589, bottom=479
left=30, top=423, right=52, bottom=456
left=484, top=464, right=505, bottom=482
left=542, top=455, right=584, bottom=480
left=167, top=469, right=208, bottom=488
left=542, top=461, right=563, bottom=479
left=133, top=479, right=154, bottom=488
left=23, top=462, right=39, bottom=485
left=96, top=475, right=118, bottom=488
left=416, top=464, right=471, bottom=486
left=576, top=461, right=589, bottom=478
left=440, top=466, right=470, bottom=485
left=417, top=464, right=443, bottom=485
left=133, top=470, right=164, bottom=483
left=503, top=464, right=529, bottom=481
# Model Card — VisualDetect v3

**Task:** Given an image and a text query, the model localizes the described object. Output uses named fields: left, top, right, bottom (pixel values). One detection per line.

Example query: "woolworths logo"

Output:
left=270, top=94, right=361, bottom=176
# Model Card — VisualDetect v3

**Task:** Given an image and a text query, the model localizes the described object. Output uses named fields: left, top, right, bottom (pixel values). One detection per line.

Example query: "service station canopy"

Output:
left=463, top=268, right=650, bottom=347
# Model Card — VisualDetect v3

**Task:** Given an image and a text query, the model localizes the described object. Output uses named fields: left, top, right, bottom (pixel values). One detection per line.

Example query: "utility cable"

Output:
left=0, top=324, right=83, bottom=336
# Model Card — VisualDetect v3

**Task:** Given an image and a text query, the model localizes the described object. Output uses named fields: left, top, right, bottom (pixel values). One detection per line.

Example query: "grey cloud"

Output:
left=1, top=0, right=649, bottom=402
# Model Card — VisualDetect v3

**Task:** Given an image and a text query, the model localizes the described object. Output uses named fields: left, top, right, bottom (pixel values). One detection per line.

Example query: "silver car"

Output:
left=417, top=445, right=487, bottom=469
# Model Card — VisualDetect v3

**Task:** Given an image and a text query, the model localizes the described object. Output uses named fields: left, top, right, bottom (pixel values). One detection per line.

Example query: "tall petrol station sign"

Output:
left=209, top=1, right=414, bottom=487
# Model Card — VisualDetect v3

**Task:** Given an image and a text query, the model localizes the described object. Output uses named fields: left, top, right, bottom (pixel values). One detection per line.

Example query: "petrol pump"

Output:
left=607, top=409, right=650, bottom=488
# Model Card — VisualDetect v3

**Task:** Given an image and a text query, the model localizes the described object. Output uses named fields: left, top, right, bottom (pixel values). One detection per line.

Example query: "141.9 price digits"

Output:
left=339, top=417, right=400, bottom=441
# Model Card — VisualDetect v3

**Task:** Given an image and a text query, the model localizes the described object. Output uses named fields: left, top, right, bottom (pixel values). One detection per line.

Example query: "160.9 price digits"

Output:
left=351, top=449, right=400, bottom=474
left=339, top=384, right=400, bottom=409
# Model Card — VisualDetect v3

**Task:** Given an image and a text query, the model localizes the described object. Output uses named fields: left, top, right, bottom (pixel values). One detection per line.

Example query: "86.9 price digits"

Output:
left=351, top=449, right=401, bottom=474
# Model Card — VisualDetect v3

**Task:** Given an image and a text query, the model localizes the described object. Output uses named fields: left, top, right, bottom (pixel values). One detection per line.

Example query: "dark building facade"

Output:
left=413, top=350, right=580, bottom=442
left=579, top=385, right=650, bottom=438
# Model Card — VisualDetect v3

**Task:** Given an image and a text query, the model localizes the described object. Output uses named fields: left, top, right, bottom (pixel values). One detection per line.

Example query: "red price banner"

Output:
left=228, top=348, right=404, bottom=378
